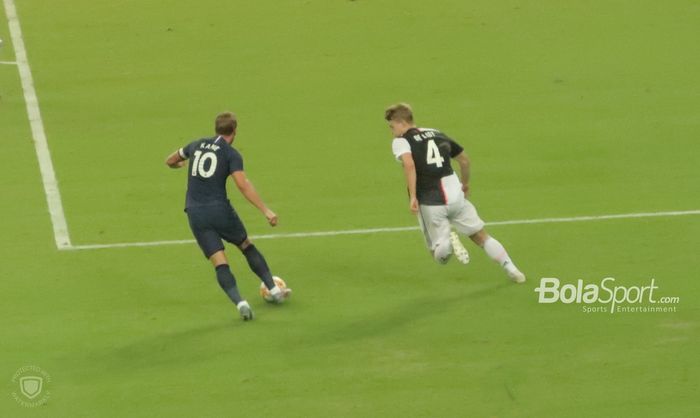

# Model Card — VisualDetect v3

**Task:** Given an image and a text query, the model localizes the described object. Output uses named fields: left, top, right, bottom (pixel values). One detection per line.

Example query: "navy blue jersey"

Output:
left=179, top=136, right=243, bottom=209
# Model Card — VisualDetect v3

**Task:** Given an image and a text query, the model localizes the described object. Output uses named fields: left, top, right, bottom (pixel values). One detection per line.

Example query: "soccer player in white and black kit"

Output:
left=385, top=103, right=526, bottom=283
left=165, top=112, right=291, bottom=321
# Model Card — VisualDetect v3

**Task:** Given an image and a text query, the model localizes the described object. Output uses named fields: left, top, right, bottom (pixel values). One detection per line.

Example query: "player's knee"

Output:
left=432, top=242, right=452, bottom=264
left=208, top=250, right=228, bottom=267
left=238, top=239, right=252, bottom=251
left=470, top=230, right=488, bottom=247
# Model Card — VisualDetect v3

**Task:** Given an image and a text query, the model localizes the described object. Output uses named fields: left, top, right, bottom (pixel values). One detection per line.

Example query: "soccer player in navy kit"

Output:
left=385, top=103, right=526, bottom=283
left=165, top=112, right=291, bottom=321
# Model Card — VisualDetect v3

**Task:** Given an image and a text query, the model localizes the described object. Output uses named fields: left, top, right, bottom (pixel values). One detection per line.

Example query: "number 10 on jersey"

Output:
left=191, top=150, right=218, bottom=178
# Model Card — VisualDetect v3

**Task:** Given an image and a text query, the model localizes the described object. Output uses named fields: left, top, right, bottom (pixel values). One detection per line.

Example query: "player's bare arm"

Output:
left=454, top=151, right=470, bottom=197
left=399, top=153, right=419, bottom=214
left=165, top=150, right=187, bottom=168
left=231, top=171, right=278, bottom=226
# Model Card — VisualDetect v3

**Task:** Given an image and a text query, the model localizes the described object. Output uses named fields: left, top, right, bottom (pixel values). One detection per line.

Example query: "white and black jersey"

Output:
left=392, top=127, right=465, bottom=205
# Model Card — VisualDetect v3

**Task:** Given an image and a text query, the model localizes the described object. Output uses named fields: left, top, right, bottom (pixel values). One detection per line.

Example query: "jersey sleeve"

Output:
left=447, top=138, right=464, bottom=158
left=392, top=137, right=411, bottom=160
left=228, top=148, right=244, bottom=174
left=179, top=141, right=196, bottom=159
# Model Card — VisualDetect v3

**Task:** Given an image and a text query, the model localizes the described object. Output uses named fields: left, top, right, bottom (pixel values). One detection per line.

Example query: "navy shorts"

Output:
left=186, top=203, right=248, bottom=258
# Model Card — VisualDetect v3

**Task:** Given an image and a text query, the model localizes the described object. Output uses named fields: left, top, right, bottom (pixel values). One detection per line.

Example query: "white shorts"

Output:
left=417, top=199, right=485, bottom=251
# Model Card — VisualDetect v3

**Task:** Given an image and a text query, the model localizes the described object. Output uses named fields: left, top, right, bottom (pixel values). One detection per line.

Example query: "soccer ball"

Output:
left=259, top=276, right=287, bottom=302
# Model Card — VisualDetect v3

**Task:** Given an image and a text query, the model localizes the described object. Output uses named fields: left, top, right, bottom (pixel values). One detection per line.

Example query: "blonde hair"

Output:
left=384, top=103, right=414, bottom=122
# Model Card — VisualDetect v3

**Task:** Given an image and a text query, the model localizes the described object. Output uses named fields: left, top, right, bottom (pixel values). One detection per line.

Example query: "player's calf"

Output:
left=476, top=232, right=526, bottom=284
left=240, top=243, right=276, bottom=290
left=215, top=264, right=257, bottom=318
left=215, top=264, right=244, bottom=304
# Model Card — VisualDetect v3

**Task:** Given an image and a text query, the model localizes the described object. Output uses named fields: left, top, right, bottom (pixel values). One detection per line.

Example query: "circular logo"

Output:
left=11, top=365, right=51, bottom=407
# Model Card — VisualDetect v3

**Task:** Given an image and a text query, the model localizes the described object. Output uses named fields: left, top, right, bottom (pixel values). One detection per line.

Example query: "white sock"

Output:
left=483, top=237, right=518, bottom=273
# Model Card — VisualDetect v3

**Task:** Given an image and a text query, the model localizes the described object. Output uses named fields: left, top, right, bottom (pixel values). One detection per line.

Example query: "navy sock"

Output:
left=242, top=245, right=275, bottom=289
left=215, top=264, right=243, bottom=305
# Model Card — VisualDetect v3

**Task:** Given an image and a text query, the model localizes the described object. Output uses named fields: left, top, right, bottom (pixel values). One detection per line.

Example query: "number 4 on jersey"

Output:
left=426, top=139, right=444, bottom=168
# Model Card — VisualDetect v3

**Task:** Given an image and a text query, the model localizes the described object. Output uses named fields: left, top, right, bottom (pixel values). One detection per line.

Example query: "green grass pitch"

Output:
left=1, top=0, right=699, bottom=416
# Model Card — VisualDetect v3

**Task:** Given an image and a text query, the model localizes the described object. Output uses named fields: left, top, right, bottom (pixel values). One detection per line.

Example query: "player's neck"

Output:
left=220, top=134, right=234, bottom=144
left=399, top=124, right=417, bottom=136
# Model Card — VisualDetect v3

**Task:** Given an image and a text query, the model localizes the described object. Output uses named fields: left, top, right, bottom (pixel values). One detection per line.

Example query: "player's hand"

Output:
left=264, top=209, right=278, bottom=226
left=409, top=197, right=419, bottom=214
left=175, top=160, right=186, bottom=168
left=462, top=184, right=470, bottom=198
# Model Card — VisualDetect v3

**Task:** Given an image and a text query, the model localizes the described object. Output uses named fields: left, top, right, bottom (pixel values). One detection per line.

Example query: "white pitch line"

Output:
left=486, top=209, right=700, bottom=226
left=0, top=60, right=18, bottom=65
left=4, top=0, right=71, bottom=249
left=65, top=209, right=700, bottom=251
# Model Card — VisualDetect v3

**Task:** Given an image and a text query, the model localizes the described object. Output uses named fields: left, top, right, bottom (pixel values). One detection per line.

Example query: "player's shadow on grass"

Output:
left=319, top=281, right=508, bottom=344
left=92, top=282, right=508, bottom=372
left=98, top=321, right=238, bottom=372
